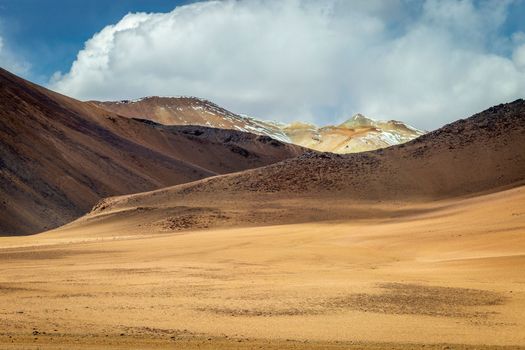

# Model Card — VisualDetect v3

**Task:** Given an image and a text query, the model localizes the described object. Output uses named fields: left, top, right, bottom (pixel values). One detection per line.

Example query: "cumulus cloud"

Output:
left=50, top=0, right=525, bottom=129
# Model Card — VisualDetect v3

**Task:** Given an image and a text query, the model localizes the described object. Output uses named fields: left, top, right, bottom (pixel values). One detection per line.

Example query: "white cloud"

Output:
left=0, top=33, right=30, bottom=75
left=50, top=0, right=525, bottom=129
left=514, top=43, right=525, bottom=70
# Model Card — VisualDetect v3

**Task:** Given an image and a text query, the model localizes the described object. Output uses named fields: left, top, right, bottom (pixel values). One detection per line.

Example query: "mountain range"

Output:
left=2, top=68, right=523, bottom=235
left=87, top=99, right=525, bottom=232
left=0, top=68, right=305, bottom=235
left=93, top=97, right=425, bottom=153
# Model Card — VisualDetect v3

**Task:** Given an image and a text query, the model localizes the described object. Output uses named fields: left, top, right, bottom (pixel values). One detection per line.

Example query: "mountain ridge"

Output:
left=0, top=68, right=305, bottom=235
left=87, top=99, right=525, bottom=232
left=93, top=96, right=425, bottom=153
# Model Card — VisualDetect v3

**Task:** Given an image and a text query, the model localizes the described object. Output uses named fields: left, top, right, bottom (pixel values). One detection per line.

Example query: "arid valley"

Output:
left=1, top=66, right=525, bottom=349
left=1, top=1, right=525, bottom=348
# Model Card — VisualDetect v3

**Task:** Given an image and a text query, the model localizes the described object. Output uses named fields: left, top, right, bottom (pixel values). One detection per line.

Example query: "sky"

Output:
left=0, top=0, right=524, bottom=130
left=0, top=0, right=188, bottom=81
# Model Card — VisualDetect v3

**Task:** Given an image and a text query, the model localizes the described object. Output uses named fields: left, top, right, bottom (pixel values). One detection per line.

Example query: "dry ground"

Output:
left=0, top=186, right=524, bottom=349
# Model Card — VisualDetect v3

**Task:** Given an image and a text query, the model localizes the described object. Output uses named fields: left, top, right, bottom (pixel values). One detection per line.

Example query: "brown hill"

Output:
left=87, top=99, right=525, bottom=232
left=93, top=96, right=263, bottom=131
left=0, top=69, right=305, bottom=235
left=93, top=97, right=425, bottom=153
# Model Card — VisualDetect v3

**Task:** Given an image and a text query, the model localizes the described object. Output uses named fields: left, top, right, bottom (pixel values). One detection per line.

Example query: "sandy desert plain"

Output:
left=0, top=185, right=524, bottom=350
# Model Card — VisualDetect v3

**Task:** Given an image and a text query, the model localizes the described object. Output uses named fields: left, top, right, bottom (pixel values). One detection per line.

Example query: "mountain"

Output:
left=0, top=69, right=305, bottom=235
left=87, top=99, right=525, bottom=232
left=93, top=97, right=425, bottom=153
left=282, top=114, right=425, bottom=153
left=92, top=97, right=292, bottom=143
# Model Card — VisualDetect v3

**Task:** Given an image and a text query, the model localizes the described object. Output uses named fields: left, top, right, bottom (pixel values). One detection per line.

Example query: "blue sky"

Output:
left=0, top=0, right=194, bottom=83
left=0, top=0, right=524, bottom=129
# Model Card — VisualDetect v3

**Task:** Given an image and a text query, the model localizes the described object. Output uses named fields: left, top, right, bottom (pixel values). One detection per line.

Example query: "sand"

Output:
left=0, top=185, right=524, bottom=349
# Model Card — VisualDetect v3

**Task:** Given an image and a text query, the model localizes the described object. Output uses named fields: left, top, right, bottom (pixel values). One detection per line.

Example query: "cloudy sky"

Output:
left=1, top=0, right=525, bottom=129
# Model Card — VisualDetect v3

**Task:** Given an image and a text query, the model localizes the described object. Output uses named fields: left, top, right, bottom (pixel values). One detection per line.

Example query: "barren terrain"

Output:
left=0, top=69, right=304, bottom=235
left=0, top=186, right=524, bottom=349
left=1, top=69, right=524, bottom=349
left=94, top=97, right=425, bottom=153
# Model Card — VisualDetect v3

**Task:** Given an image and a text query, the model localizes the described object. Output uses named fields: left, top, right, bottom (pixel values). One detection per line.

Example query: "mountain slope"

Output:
left=92, top=97, right=292, bottom=143
left=93, top=97, right=425, bottom=153
left=0, top=69, right=305, bottom=235
left=283, top=114, right=425, bottom=153
left=87, top=99, right=525, bottom=232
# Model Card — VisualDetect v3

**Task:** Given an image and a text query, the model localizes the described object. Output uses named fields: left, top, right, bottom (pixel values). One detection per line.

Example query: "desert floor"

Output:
left=1, top=186, right=524, bottom=349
